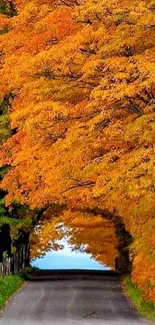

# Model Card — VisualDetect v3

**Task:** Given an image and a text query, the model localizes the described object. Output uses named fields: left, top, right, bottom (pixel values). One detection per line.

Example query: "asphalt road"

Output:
left=0, top=270, right=153, bottom=325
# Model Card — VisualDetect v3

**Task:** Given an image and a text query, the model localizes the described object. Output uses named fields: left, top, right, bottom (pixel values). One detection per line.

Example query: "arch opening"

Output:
left=30, top=208, right=119, bottom=271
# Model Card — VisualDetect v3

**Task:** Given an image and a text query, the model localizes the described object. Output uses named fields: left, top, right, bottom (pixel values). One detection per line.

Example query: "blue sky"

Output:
left=31, top=239, right=110, bottom=270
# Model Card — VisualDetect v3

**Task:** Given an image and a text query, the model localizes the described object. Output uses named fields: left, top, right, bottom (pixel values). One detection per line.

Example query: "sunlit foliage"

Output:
left=31, top=209, right=118, bottom=269
left=0, top=0, right=155, bottom=300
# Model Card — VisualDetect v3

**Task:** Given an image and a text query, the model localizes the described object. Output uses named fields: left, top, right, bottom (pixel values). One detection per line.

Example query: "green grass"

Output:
left=0, top=274, right=24, bottom=310
left=123, top=275, right=155, bottom=321
left=0, top=266, right=38, bottom=310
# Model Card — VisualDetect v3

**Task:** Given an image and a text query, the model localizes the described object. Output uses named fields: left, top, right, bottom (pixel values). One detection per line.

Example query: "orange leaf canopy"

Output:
left=0, top=0, right=155, bottom=301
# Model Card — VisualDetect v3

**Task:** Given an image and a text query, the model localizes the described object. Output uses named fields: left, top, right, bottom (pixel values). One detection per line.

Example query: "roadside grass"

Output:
left=123, top=275, right=155, bottom=321
left=0, top=274, right=24, bottom=310
left=0, top=266, right=38, bottom=310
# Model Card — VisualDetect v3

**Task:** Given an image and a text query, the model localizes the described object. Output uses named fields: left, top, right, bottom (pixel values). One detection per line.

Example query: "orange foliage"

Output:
left=0, top=0, right=155, bottom=301
left=30, top=209, right=118, bottom=269
left=60, top=210, right=118, bottom=268
left=30, top=215, right=64, bottom=259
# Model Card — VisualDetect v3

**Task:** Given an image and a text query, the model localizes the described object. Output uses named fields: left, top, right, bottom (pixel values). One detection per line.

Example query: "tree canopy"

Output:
left=0, top=0, right=155, bottom=301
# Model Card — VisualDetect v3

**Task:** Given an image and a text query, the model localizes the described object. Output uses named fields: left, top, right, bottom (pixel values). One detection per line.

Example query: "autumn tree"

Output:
left=0, top=0, right=155, bottom=300
left=0, top=1, right=34, bottom=260
left=30, top=208, right=118, bottom=269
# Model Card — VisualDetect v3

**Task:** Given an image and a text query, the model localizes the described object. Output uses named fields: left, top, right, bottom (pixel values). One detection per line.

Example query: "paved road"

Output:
left=0, top=270, right=153, bottom=325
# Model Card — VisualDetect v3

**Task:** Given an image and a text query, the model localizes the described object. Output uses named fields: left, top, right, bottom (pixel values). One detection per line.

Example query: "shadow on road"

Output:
left=31, top=269, right=119, bottom=281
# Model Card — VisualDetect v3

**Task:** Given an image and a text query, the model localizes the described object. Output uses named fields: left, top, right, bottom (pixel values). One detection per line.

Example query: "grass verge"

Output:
left=0, top=266, right=38, bottom=310
left=0, top=274, right=24, bottom=310
left=123, top=275, right=155, bottom=321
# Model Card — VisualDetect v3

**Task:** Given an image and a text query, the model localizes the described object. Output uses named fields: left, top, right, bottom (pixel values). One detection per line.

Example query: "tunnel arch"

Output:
left=30, top=206, right=132, bottom=273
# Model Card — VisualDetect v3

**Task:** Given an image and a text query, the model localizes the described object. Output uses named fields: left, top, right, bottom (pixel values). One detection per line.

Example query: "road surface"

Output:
left=0, top=270, right=153, bottom=325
